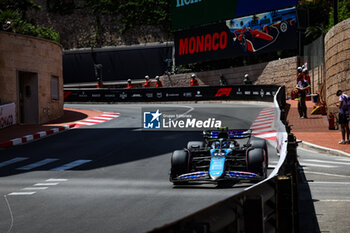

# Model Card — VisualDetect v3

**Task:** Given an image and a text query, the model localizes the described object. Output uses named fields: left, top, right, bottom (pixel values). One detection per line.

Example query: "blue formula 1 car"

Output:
left=169, top=128, right=268, bottom=186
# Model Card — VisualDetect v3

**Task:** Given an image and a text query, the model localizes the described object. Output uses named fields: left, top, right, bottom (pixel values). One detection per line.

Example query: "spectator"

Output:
left=296, top=66, right=304, bottom=82
left=243, top=74, right=252, bottom=85
left=144, top=75, right=151, bottom=88
left=155, top=76, right=163, bottom=87
left=126, top=79, right=133, bottom=89
left=2, top=21, right=13, bottom=32
left=190, top=73, right=199, bottom=86
left=219, top=74, right=227, bottom=86
left=336, top=90, right=350, bottom=144
left=295, top=76, right=310, bottom=118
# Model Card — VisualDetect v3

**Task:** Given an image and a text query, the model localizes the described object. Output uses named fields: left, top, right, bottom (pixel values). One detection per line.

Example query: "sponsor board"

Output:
left=174, top=7, right=297, bottom=65
left=0, top=103, right=16, bottom=129
left=171, top=0, right=297, bottom=30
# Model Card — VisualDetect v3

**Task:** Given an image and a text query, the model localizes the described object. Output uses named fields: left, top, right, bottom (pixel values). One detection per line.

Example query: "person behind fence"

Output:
left=190, top=73, right=199, bottom=86
left=336, top=90, right=350, bottom=144
left=144, top=75, right=151, bottom=88
left=243, top=74, right=252, bottom=85
left=126, top=79, right=133, bottom=89
left=296, top=75, right=310, bottom=118
left=155, top=76, right=163, bottom=87
left=219, top=74, right=227, bottom=86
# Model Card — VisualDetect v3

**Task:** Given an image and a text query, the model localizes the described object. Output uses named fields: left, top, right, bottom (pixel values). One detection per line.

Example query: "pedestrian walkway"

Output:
left=287, top=99, right=350, bottom=233
left=286, top=100, right=350, bottom=155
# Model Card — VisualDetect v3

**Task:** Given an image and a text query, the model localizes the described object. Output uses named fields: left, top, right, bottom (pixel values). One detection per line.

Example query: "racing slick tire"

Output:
left=250, top=138, right=269, bottom=166
left=187, top=141, right=205, bottom=150
left=247, top=148, right=267, bottom=179
left=170, top=150, right=190, bottom=185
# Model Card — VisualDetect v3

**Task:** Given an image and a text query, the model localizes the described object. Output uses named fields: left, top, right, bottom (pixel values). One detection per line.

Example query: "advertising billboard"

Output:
left=174, top=7, right=297, bottom=65
left=171, top=0, right=298, bottom=30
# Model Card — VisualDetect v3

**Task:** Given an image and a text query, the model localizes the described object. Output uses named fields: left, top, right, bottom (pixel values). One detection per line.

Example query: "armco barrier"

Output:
left=64, top=85, right=281, bottom=102
left=148, top=87, right=299, bottom=233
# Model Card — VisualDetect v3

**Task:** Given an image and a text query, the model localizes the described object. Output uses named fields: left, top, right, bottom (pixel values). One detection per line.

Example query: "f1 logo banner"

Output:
left=175, top=7, right=297, bottom=65
left=215, top=88, right=232, bottom=97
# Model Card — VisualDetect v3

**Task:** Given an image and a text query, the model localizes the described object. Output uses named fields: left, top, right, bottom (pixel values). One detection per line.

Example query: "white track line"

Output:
left=0, top=157, right=29, bottom=168
left=304, top=159, right=350, bottom=166
left=51, top=160, right=92, bottom=171
left=8, top=192, right=36, bottom=196
left=34, top=183, right=58, bottom=186
left=16, top=158, right=59, bottom=170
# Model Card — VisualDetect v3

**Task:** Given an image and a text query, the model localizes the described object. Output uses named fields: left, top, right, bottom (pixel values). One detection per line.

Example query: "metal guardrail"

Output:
left=148, top=86, right=299, bottom=233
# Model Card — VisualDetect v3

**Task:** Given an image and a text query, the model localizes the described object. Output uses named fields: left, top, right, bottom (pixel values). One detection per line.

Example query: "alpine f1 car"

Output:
left=169, top=128, right=268, bottom=186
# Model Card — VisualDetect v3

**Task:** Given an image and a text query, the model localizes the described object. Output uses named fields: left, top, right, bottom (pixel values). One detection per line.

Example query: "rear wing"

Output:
left=203, top=129, right=252, bottom=139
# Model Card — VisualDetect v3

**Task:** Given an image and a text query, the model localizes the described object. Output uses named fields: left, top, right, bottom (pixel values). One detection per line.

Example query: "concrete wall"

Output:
left=325, top=18, right=350, bottom=107
left=0, top=31, right=63, bottom=124
left=161, top=56, right=299, bottom=96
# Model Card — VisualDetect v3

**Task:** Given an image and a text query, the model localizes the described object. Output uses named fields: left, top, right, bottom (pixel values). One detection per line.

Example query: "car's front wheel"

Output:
left=246, top=148, right=267, bottom=179
left=170, top=150, right=190, bottom=184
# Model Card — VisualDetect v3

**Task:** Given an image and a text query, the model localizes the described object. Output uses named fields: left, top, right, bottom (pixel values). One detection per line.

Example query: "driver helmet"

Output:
left=221, top=140, right=229, bottom=148
left=211, top=141, right=220, bottom=149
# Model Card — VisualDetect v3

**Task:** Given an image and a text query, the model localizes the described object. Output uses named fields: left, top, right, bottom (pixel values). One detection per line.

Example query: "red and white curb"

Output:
left=74, top=112, right=120, bottom=127
left=251, top=108, right=277, bottom=141
left=0, top=112, right=120, bottom=149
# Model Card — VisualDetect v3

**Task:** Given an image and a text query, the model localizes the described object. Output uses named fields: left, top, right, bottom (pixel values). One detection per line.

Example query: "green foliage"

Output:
left=328, top=0, right=350, bottom=30
left=0, top=0, right=40, bottom=18
left=46, top=0, right=75, bottom=15
left=0, top=9, right=60, bottom=43
left=116, top=0, right=169, bottom=33
left=42, top=0, right=170, bottom=33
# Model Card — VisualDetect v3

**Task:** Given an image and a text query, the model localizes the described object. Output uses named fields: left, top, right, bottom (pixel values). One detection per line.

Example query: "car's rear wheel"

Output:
left=250, top=138, right=268, bottom=166
left=246, top=148, right=267, bottom=178
left=170, top=150, right=190, bottom=184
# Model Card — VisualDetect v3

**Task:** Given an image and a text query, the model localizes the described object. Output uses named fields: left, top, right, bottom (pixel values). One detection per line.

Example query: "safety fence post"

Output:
left=276, top=176, right=293, bottom=233
left=244, top=195, right=264, bottom=233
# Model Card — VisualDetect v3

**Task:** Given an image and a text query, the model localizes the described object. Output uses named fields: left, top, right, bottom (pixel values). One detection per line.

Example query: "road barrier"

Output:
left=64, top=85, right=281, bottom=103
left=148, top=87, right=299, bottom=233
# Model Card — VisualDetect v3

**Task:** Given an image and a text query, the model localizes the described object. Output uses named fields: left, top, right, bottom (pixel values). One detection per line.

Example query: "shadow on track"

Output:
left=298, top=166, right=321, bottom=233
left=0, top=128, right=204, bottom=177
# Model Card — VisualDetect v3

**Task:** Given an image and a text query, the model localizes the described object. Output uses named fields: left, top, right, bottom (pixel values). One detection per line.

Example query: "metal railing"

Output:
left=149, top=86, right=299, bottom=233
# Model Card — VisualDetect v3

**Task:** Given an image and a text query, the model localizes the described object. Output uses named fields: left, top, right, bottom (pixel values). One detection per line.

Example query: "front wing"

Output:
left=170, top=170, right=264, bottom=183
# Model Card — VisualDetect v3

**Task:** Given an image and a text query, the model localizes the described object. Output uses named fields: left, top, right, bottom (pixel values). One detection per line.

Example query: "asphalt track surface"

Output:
left=0, top=102, right=279, bottom=233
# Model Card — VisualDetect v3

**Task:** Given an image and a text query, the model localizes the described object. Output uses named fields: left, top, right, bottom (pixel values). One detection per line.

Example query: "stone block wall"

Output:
left=325, top=18, right=350, bottom=107
left=0, top=31, right=63, bottom=124
left=26, top=0, right=170, bottom=49
left=161, top=56, right=299, bottom=96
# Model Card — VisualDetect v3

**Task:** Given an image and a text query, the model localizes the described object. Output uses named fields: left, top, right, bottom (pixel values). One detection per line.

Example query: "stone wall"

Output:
left=0, top=31, right=63, bottom=124
left=26, top=0, right=170, bottom=49
left=161, top=56, right=299, bottom=96
left=325, top=18, right=350, bottom=107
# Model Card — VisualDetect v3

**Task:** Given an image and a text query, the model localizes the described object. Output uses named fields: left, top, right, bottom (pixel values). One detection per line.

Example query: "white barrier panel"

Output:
left=0, top=103, right=16, bottom=129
